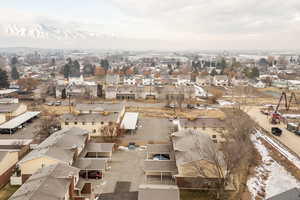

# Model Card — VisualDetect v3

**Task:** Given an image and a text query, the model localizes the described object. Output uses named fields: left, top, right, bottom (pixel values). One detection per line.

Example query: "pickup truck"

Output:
left=287, top=123, right=300, bottom=136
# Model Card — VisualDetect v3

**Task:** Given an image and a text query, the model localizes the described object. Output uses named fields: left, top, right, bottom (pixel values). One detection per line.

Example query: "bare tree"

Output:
left=35, top=111, right=60, bottom=141
left=101, top=122, right=120, bottom=142
left=187, top=108, right=255, bottom=199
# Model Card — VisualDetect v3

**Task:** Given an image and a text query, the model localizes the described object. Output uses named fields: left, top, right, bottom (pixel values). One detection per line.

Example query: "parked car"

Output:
left=287, top=123, right=300, bottom=136
left=153, top=154, right=170, bottom=160
left=271, top=127, right=282, bottom=136
left=54, top=101, right=61, bottom=106
left=79, top=171, right=102, bottom=179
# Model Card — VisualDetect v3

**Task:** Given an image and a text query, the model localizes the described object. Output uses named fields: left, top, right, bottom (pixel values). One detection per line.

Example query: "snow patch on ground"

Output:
left=217, top=100, right=236, bottom=106
left=247, top=134, right=300, bottom=199
left=256, top=131, right=300, bottom=169
left=282, top=114, right=300, bottom=119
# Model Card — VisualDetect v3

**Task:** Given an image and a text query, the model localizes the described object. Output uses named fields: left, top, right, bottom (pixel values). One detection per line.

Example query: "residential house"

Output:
left=177, top=74, right=191, bottom=86
left=17, top=127, right=89, bottom=182
left=9, top=163, right=94, bottom=200
left=252, top=80, right=266, bottom=88
left=0, top=115, right=5, bottom=125
left=178, top=118, right=226, bottom=143
left=74, top=103, right=125, bottom=115
left=0, top=103, right=27, bottom=120
left=142, top=78, right=155, bottom=86
left=0, top=151, right=18, bottom=188
left=143, top=130, right=226, bottom=190
left=61, top=113, right=121, bottom=137
left=55, top=77, right=98, bottom=99
left=213, top=75, right=229, bottom=87
left=196, top=75, right=212, bottom=86
left=124, top=76, right=136, bottom=85
left=106, top=73, right=120, bottom=85
left=171, top=130, right=226, bottom=189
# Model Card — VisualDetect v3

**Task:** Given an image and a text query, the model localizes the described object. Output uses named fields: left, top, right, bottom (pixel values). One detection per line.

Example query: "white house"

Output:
left=213, top=75, right=229, bottom=86
left=124, top=76, right=136, bottom=85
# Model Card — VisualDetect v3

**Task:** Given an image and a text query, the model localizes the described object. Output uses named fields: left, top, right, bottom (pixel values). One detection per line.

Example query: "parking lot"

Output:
left=121, top=116, right=174, bottom=145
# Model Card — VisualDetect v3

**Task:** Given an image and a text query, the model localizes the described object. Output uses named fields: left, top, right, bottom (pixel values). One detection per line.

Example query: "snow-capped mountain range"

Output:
left=1, top=23, right=99, bottom=40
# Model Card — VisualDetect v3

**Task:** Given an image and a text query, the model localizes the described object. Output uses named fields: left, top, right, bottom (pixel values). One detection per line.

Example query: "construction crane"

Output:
left=270, top=92, right=298, bottom=124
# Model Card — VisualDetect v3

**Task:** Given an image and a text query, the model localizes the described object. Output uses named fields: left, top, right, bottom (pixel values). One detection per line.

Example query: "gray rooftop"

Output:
left=179, top=118, right=226, bottom=129
left=267, top=188, right=300, bottom=200
left=171, top=130, right=221, bottom=167
left=61, top=113, right=119, bottom=123
left=75, top=103, right=124, bottom=113
left=19, top=127, right=88, bottom=164
left=0, top=111, right=40, bottom=129
left=9, top=163, right=79, bottom=200
left=147, top=144, right=172, bottom=154
left=0, top=104, right=21, bottom=113
left=75, top=158, right=107, bottom=170
left=144, top=160, right=178, bottom=173
left=138, top=184, right=180, bottom=200
left=85, top=143, right=114, bottom=153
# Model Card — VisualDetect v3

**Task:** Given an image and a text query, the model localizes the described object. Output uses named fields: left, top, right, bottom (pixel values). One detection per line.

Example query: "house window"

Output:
left=92, top=122, right=95, bottom=125
left=93, top=129, right=96, bottom=133
left=74, top=122, right=78, bottom=125
left=82, top=122, right=85, bottom=125
left=101, top=121, right=104, bottom=125
left=212, top=135, right=217, bottom=139
left=65, top=122, right=69, bottom=125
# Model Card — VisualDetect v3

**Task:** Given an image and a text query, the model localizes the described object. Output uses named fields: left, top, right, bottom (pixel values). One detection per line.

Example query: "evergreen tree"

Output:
left=0, top=69, right=9, bottom=88
left=11, top=66, right=19, bottom=80
left=210, top=68, right=218, bottom=76
left=63, top=63, right=70, bottom=78
left=71, top=60, right=81, bottom=77
left=10, top=57, right=18, bottom=66
left=250, top=67, right=260, bottom=78
left=100, top=59, right=110, bottom=71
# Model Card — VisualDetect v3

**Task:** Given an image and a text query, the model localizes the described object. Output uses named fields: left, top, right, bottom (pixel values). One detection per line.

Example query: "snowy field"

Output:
left=247, top=134, right=300, bottom=199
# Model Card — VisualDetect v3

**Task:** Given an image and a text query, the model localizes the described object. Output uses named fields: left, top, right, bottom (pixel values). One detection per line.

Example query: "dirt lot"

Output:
left=246, top=106, right=300, bottom=157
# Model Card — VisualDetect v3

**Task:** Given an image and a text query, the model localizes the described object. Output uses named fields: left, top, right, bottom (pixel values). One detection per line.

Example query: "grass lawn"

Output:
left=0, top=184, right=19, bottom=200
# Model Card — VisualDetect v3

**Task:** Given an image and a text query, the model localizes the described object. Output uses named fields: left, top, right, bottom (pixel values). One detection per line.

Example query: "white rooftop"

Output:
left=121, top=112, right=139, bottom=130
left=0, top=111, right=40, bottom=129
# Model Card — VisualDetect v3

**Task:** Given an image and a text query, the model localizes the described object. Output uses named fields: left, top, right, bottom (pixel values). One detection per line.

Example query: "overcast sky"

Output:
left=1, top=0, right=300, bottom=50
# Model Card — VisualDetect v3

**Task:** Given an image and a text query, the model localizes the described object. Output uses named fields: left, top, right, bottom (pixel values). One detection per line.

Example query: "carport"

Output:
left=75, top=158, right=108, bottom=180
left=83, top=143, right=114, bottom=160
left=146, top=144, right=174, bottom=160
left=121, top=112, right=139, bottom=135
left=0, top=111, right=40, bottom=134
left=144, top=160, right=178, bottom=184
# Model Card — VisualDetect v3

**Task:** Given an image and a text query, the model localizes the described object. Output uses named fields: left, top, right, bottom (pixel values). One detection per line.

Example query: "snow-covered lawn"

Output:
left=217, top=100, right=236, bottom=106
left=247, top=134, right=300, bottom=199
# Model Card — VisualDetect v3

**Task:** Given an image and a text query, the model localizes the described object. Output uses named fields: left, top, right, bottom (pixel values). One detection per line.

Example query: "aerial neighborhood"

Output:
left=0, top=49, right=299, bottom=200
